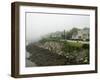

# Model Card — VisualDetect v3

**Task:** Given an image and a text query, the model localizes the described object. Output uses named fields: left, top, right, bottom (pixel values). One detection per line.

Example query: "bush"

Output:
left=62, top=41, right=82, bottom=53
left=82, top=44, right=89, bottom=49
left=61, top=41, right=89, bottom=64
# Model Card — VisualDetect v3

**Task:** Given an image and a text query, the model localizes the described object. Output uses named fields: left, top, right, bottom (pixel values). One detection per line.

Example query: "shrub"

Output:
left=82, top=44, right=89, bottom=49
left=61, top=41, right=89, bottom=64
left=62, top=41, right=83, bottom=53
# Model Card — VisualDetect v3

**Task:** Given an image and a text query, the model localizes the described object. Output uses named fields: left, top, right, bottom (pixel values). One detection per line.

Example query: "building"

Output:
left=71, top=28, right=89, bottom=41
left=50, top=31, right=63, bottom=38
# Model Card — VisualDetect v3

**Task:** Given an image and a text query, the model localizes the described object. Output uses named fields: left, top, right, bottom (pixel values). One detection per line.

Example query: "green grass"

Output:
left=67, top=41, right=83, bottom=48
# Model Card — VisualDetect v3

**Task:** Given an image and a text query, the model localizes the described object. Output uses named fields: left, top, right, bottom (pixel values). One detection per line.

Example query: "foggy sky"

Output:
left=26, top=12, right=90, bottom=43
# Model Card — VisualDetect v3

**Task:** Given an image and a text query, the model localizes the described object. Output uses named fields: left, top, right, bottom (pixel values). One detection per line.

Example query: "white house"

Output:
left=72, top=28, right=89, bottom=41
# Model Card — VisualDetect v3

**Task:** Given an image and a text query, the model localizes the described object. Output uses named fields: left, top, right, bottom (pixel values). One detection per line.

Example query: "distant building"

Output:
left=72, top=30, right=82, bottom=39
left=50, top=31, right=63, bottom=38
left=71, top=28, right=89, bottom=41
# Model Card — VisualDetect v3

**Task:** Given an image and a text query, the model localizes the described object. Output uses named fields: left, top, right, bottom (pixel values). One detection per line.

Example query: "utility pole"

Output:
left=64, top=29, right=66, bottom=40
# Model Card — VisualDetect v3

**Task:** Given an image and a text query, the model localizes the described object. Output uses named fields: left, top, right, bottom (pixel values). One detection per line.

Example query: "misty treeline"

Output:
left=44, top=27, right=89, bottom=42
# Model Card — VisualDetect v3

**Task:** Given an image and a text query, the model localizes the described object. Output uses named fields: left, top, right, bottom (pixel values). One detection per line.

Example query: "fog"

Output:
left=26, top=12, right=90, bottom=44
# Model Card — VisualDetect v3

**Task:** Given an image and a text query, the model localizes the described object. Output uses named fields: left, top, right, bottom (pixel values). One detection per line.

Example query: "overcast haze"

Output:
left=26, top=13, right=90, bottom=44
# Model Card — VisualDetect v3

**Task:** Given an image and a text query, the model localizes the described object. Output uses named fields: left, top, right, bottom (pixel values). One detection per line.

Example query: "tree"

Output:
left=66, top=28, right=79, bottom=39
